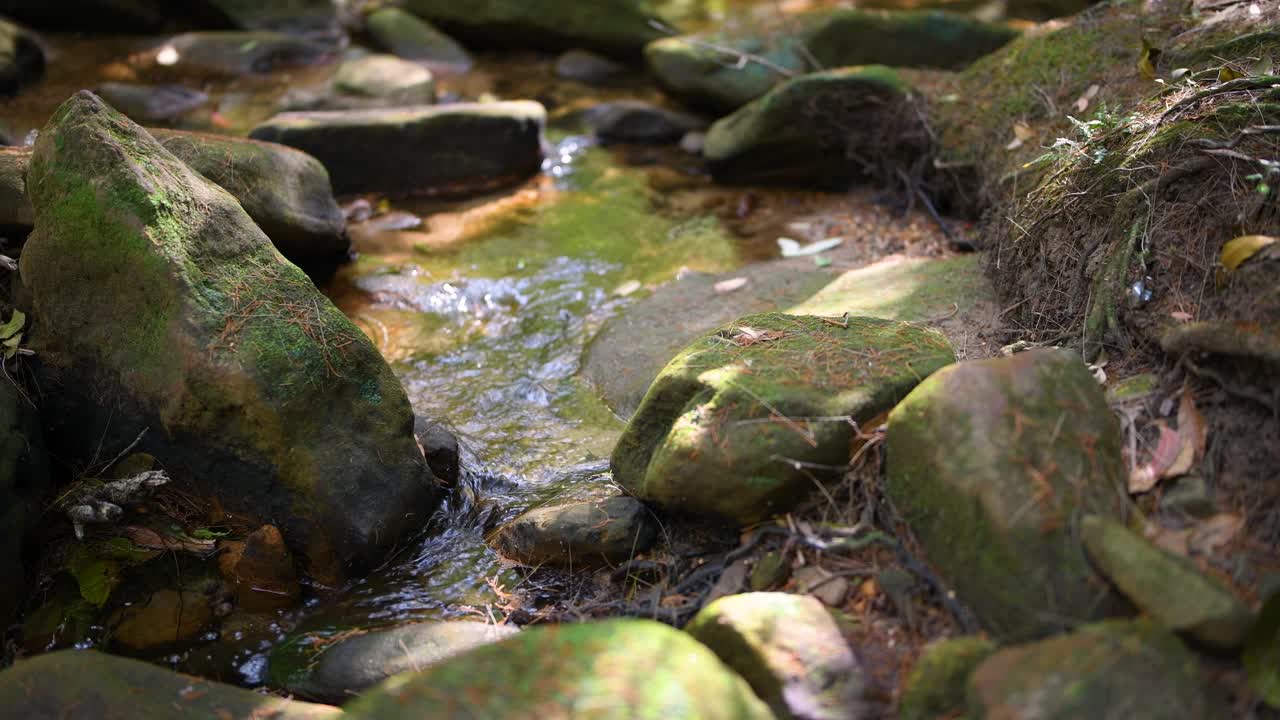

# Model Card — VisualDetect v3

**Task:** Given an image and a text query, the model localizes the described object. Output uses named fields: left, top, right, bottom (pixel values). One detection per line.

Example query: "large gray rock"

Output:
left=157, top=31, right=336, bottom=77
left=93, top=83, right=208, bottom=124
left=612, top=313, right=955, bottom=525
left=0, top=650, right=341, bottom=719
left=647, top=8, right=1017, bottom=112
left=271, top=622, right=519, bottom=704
left=364, top=7, right=473, bottom=72
left=20, top=92, right=439, bottom=579
left=1082, top=515, right=1254, bottom=651
left=402, top=0, right=665, bottom=59
left=886, top=349, right=1127, bottom=640
left=583, top=100, right=707, bottom=144
left=0, top=379, right=51, bottom=628
left=330, top=54, right=436, bottom=108
left=686, top=592, right=868, bottom=720
left=704, top=67, right=924, bottom=186
left=0, top=18, right=44, bottom=95
left=968, top=620, right=1213, bottom=719
left=490, top=496, right=657, bottom=568
left=250, top=102, right=545, bottom=196
left=200, top=0, right=341, bottom=37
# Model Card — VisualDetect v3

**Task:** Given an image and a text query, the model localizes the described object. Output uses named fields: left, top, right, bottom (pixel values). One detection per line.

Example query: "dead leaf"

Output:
left=1189, top=513, right=1244, bottom=555
left=1255, top=55, right=1274, bottom=76
left=1221, top=235, right=1278, bottom=272
left=1149, top=524, right=1192, bottom=555
left=125, top=526, right=216, bottom=554
left=613, top=280, right=643, bottom=297
left=1128, top=423, right=1183, bottom=493
left=1170, top=311, right=1194, bottom=322
left=725, top=326, right=788, bottom=347
left=1177, top=386, right=1208, bottom=462
left=1006, top=122, right=1034, bottom=150
left=714, top=277, right=749, bottom=294
left=1074, top=84, right=1101, bottom=112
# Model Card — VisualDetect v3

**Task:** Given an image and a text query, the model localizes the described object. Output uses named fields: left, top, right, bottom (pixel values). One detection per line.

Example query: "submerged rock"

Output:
left=647, top=8, right=1017, bottom=112
left=156, top=31, right=335, bottom=77
left=345, top=619, right=774, bottom=719
left=686, top=592, right=867, bottom=720
left=885, top=349, right=1127, bottom=640
left=491, top=496, right=657, bottom=568
left=110, top=588, right=216, bottom=652
left=555, top=48, right=628, bottom=85
left=612, top=313, right=954, bottom=525
left=704, top=66, right=923, bottom=186
left=0, top=650, right=341, bottom=719
left=331, top=54, right=436, bottom=108
left=250, top=102, right=545, bottom=196
left=21, top=92, right=439, bottom=577
left=272, top=621, right=519, bottom=704
left=0, top=18, right=44, bottom=96
left=968, top=620, right=1212, bottom=719
left=217, top=524, right=301, bottom=612
left=899, top=637, right=996, bottom=720
left=415, top=416, right=460, bottom=488
left=94, top=82, right=208, bottom=124
left=0, top=379, right=51, bottom=628
left=1081, top=515, right=1254, bottom=652
left=150, top=129, right=350, bottom=277
left=583, top=100, right=707, bottom=145
left=364, top=7, right=473, bottom=72
left=401, top=0, right=665, bottom=59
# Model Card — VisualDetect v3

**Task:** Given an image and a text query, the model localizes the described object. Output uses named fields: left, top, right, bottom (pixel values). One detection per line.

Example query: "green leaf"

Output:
left=1222, top=235, right=1278, bottom=272
left=0, top=309, right=24, bottom=341
left=68, top=555, right=121, bottom=606
left=190, top=527, right=229, bottom=540
left=1246, top=593, right=1280, bottom=708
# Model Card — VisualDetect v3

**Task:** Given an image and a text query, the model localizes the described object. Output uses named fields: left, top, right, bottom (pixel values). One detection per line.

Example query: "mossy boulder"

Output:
left=20, top=91, right=440, bottom=577
left=0, top=18, right=44, bottom=96
left=703, top=66, right=923, bottom=186
left=612, top=313, right=955, bottom=525
left=885, top=349, right=1127, bottom=640
left=0, top=650, right=342, bottom=719
left=788, top=255, right=993, bottom=322
left=151, top=129, right=349, bottom=277
left=271, top=621, right=519, bottom=704
left=0, top=131, right=349, bottom=277
left=490, top=496, right=657, bottom=568
left=250, top=102, right=545, bottom=196
left=0, top=379, right=51, bottom=628
left=899, top=636, right=996, bottom=720
left=364, top=7, right=473, bottom=73
left=686, top=592, right=867, bottom=720
left=344, top=619, right=775, bottom=719
left=1081, top=515, right=1254, bottom=652
left=401, top=0, right=665, bottom=59
left=646, top=9, right=1016, bottom=112
left=968, top=620, right=1212, bottom=719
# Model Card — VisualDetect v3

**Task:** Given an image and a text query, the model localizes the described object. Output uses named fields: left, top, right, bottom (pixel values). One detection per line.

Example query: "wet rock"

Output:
left=793, top=566, right=849, bottom=607
left=0, top=379, right=51, bottom=628
left=554, top=48, right=628, bottom=85
left=415, top=416, right=460, bottom=488
left=110, top=589, right=215, bottom=651
left=583, top=264, right=833, bottom=418
left=330, top=54, right=435, bottom=108
left=273, top=622, right=519, bottom=703
left=218, top=524, right=301, bottom=612
left=1081, top=515, right=1253, bottom=652
left=968, top=620, right=1212, bottom=719
left=491, top=496, right=656, bottom=568
left=345, top=619, right=774, bottom=719
left=687, top=592, right=867, bottom=720
left=402, top=0, right=665, bottom=59
left=704, top=66, right=923, bottom=186
left=156, top=31, right=335, bottom=77
left=583, top=100, right=707, bottom=145
left=0, top=650, right=341, bottom=719
left=250, top=102, right=545, bottom=196
left=201, top=0, right=342, bottom=38
left=365, top=7, right=473, bottom=73
left=647, top=8, right=1017, bottom=112
left=612, top=313, right=954, bottom=525
left=885, top=349, right=1127, bottom=640
left=899, top=637, right=996, bottom=720
left=0, top=18, right=44, bottom=96
left=94, top=82, right=208, bottom=125
left=151, top=129, right=350, bottom=278
left=21, top=92, right=439, bottom=578
left=0, top=146, right=32, bottom=232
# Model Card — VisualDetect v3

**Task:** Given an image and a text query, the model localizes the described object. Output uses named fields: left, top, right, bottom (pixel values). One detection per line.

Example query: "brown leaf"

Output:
left=1149, top=525, right=1192, bottom=556
left=714, top=277, right=749, bottom=294
left=125, top=526, right=216, bottom=554
left=1177, top=386, right=1208, bottom=462
left=1189, top=513, right=1244, bottom=556
left=1128, top=423, right=1182, bottom=493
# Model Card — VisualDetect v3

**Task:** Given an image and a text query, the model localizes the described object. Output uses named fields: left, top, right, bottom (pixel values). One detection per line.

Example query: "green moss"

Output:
left=900, top=636, right=996, bottom=720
